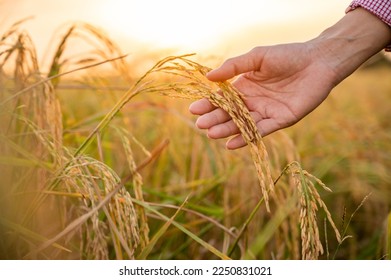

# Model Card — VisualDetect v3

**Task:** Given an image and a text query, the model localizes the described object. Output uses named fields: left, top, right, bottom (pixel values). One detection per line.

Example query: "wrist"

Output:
left=309, top=8, right=391, bottom=85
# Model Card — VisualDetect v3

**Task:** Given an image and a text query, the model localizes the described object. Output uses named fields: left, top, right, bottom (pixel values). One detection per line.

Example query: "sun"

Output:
left=96, top=0, right=254, bottom=50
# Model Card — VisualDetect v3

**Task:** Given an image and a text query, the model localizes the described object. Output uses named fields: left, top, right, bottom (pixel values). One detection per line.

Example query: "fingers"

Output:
left=191, top=109, right=281, bottom=150
left=225, top=118, right=283, bottom=150
left=204, top=111, right=260, bottom=139
left=189, top=98, right=231, bottom=130
left=207, top=118, right=239, bottom=139
left=189, top=98, right=216, bottom=115
left=226, top=135, right=246, bottom=150
left=195, top=108, right=231, bottom=130
left=206, top=47, right=264, bottom=82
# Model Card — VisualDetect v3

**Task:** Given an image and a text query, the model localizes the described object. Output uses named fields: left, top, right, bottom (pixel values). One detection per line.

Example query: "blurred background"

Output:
left=2, top=0, right=349, bottom=65
left=1, top=0, right=391, bottom=260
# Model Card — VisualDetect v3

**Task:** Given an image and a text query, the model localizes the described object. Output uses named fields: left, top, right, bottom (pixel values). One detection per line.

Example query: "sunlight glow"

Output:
left=3, top=0, right=348, bottom=58
left=95, top=0, right=348, bottom=51
left=97, top=0, right=287, bottom=50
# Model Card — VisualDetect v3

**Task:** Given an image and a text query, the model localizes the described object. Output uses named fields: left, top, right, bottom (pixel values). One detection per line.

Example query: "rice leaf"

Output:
left=130, top=197, right=231, bottom=260
left=137, top=196, right=189, bottom=259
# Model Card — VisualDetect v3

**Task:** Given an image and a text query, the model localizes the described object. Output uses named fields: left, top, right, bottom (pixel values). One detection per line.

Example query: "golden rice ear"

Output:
left=285, top=162, right=341, bottom=260
left=143, top=55, right=275, bottom=212
left=47, top=22, right=130, bottom=87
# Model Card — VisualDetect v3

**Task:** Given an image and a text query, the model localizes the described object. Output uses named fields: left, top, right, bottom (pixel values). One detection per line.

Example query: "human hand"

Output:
left=190, top=8, right=391, bottom=150
left=189, top=43, right=337, bottom=149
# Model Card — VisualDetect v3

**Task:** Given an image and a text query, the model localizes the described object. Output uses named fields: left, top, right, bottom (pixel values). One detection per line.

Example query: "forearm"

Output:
left=310, top=7, right=391, bottom=85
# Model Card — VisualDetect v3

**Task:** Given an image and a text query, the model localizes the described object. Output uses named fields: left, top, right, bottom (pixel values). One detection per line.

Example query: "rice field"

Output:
left=0, top=20, right=390, bottom=260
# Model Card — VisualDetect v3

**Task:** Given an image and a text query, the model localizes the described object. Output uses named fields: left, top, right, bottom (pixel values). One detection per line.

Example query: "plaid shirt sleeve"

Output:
left=346, top=0, right=391, bottom=51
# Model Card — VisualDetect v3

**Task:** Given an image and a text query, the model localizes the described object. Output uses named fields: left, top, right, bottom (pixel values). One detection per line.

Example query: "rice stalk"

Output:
left=324, top=218, right=330, bottom=259
left=22, top=169, right=125, bottom=259
left=386, top=212, right=391, bottom=260
left=282, top=161, right=341, bottom=260
left=0, top=55, right=127, bottom=107
left=272, top=171, right=301, bottom=259
left=0, top=29, right=39, bottom=84
left=111, top=126, right=150, bottom=249
left=85, top=160, right=138, bottom=259
left=227, top=196, right=264, bottom=257
left=0, top=22, right=68, bottom=259
left=64, top=156, right=143, bottom=259
left=46, top=22, right=130, bottom=87
left=332, top=193, right=371, bottom=259
left=244, top=195, right=297, bottom=259
left=0, top=17, right=34, bottom=43
left=1, top=21, right=145, bottom=259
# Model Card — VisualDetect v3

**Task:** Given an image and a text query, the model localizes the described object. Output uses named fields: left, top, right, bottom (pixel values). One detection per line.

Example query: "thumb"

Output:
left=206, top=47, right=265, bottom=82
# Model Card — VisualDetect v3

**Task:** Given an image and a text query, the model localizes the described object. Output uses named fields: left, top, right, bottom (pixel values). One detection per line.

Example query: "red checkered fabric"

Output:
left=346, top=0, right=391, bottom=51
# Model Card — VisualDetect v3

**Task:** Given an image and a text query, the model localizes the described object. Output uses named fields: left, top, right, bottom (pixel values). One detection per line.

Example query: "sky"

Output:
left=1, top=0, right=351, bottom=65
